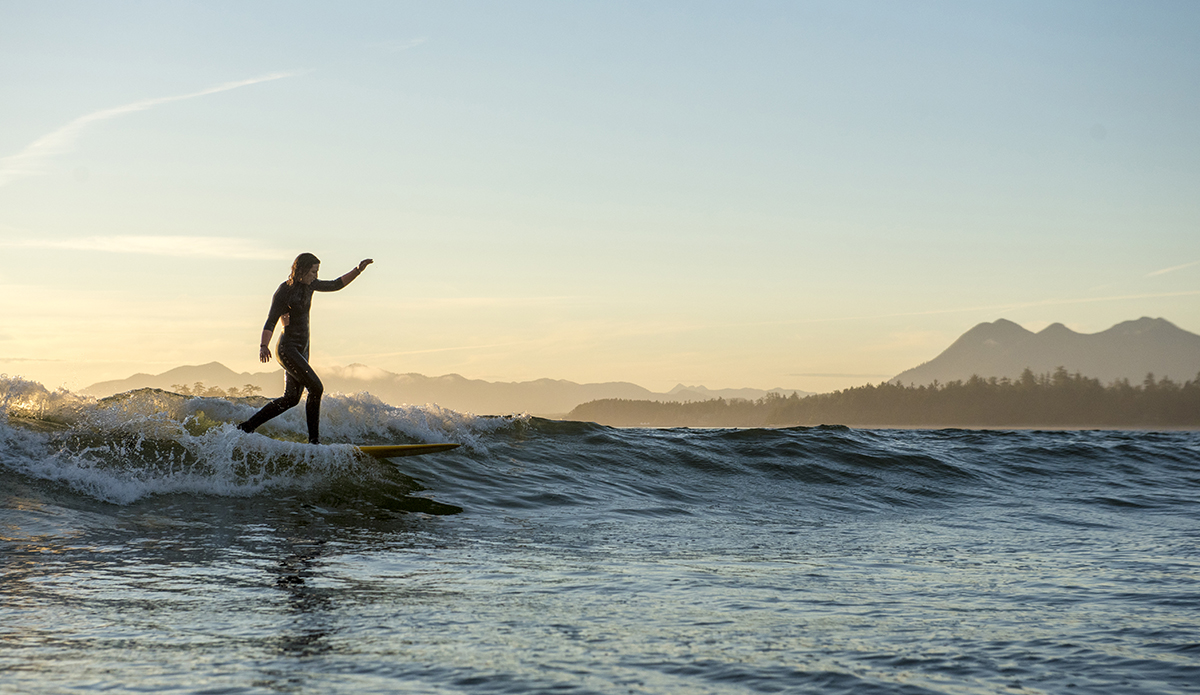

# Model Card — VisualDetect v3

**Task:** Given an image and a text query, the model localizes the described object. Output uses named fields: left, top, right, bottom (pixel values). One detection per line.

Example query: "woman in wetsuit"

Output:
left=237, top=252, right=373, bottom=444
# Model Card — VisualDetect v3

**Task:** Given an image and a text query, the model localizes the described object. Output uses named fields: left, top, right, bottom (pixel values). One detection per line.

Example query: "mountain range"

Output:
left=82, top=363, right=806, bottom=416
left=82, top=317, right=1200, bottom=414
left=892, top=317, right=1200, bottom=386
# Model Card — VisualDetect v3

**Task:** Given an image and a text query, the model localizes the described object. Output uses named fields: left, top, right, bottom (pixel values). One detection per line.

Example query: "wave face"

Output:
left=3, top=375, right=1198, bottom=516
left=0, top=376, right=515, bottom=509
left=411, top=420, right=1200, bottom=550
left=3, top=376, right=1199, bottom=694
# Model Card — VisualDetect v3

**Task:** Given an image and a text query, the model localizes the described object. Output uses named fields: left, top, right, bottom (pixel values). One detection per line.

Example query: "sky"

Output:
left=1, top=1, right=1198, bottom=394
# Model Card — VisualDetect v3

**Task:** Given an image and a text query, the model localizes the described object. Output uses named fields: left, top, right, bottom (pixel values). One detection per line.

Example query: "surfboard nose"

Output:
left=356, top=443, right=461, bottom=459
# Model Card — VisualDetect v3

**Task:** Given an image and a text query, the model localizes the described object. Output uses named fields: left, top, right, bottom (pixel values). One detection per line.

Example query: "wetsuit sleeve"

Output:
left=312, top=278, right=345, bottom=292
left=262, top=284, right=290, bottom=332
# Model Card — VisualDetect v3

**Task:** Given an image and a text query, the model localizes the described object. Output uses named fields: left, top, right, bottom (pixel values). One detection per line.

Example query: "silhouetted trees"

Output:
left=567, top=368, right=1200, bottom=428
left=172, top=382, right=263, bottom=398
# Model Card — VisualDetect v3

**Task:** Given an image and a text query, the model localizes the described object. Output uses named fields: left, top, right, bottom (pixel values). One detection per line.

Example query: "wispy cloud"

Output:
left=0, top=235, right=291, bottom=260
left=373, top=37, right=428, bottom=54
left=591, top=290, right=1200, bottom=338
left=360, top=295, right=581, bottom=310
left=789, top=372, right=893, bottom=378
left=0, top=71, right=300, bottom=188
left=340, top=339, right=535, bottom=361
left=1148, top=260, right=1200, bottom=277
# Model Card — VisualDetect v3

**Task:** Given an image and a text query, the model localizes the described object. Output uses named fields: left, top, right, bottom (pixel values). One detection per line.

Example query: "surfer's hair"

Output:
left=288, top=253, right=321, bottom=285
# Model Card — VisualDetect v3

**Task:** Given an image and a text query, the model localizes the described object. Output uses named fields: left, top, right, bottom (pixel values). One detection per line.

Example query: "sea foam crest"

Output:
left=174, top=389, right=523, bottom=450
left=0, top=374, right=90, bottom=423
left=1, top=376, right=519, bottom=504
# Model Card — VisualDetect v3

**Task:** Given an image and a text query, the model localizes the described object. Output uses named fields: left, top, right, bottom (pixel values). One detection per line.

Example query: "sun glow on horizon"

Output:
left=1, top=3, right=1197, bottom=393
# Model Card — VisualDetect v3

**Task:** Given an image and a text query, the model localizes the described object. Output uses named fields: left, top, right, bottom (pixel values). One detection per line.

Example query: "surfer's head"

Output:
left=289, top=253, right=321, bottom=285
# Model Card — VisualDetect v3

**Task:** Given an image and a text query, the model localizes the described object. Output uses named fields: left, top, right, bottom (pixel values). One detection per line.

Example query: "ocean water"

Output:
left=2, top=376, right=1199, bottom=694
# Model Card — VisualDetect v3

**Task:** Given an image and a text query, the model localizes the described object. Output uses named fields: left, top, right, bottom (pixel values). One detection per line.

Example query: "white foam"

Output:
left=1, top=377, right=524, bottom=505
left=0, top=374, right=91, bottom=423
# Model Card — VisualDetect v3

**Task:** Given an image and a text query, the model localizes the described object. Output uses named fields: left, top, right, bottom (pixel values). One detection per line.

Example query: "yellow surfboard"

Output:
left=357, top=443, right=460, bottom=459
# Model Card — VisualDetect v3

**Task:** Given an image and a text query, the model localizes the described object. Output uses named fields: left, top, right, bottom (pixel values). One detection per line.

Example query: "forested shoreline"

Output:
left=566, top=368, right=1200, bottom=429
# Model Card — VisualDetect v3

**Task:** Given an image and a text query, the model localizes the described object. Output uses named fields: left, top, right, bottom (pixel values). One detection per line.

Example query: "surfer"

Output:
left=237, top=252, right=373, bottom=444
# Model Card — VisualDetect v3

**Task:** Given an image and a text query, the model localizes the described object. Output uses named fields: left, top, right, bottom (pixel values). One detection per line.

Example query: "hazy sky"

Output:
left=2, top=1, right=1198, bottom=394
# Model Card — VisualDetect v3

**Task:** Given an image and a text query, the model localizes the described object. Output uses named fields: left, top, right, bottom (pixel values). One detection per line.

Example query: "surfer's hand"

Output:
left=259, top=345, right=272, bottom=363
left=358, top=258, right=373, bottom=272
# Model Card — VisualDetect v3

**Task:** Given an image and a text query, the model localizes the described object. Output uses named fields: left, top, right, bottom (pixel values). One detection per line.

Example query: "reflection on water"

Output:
left=3, top=424, right=1200, bottom=694
left=273, top=539, right=335, bottom=660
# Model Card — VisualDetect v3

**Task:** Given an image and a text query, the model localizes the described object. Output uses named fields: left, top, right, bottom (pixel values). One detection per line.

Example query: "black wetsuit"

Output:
left=238, top=277, right=346, bottom=443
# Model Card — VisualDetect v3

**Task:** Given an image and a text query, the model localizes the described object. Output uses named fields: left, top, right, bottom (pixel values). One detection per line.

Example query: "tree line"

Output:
left=566, top=368, right=1200, bottom=429
left=172, top=382, right=263, bottom=398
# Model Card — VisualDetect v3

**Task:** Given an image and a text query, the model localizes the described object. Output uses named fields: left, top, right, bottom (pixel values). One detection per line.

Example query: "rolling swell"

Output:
left=400, top=418, right=1200, bottom=522
left=3, top=375, right=1198, bottom=521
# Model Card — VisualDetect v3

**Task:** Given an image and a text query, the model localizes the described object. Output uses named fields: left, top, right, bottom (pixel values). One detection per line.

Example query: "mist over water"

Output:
left=2, top=376, right=1199, bottom=694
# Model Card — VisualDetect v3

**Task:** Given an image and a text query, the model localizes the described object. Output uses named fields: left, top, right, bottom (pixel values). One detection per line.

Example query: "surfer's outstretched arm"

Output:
left=339, top=259, right=373, bottom=287
left=313, top=259, right=373, bottom=292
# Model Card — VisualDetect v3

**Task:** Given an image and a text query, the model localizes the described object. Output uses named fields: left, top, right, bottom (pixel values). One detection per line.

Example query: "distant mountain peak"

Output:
left=1037, top=322, right=1076, bottom=336
left=960, top=319, right=1034, bottom=340
left=1105, top=316, right=1177, bottom=336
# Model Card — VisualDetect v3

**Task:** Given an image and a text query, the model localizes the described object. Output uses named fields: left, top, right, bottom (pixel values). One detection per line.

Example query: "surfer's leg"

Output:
left=237, top=369, right=303, bottom=433
left=304, top=376, right=323, bottom=444
left=276, top=344, right=324, bottom=444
